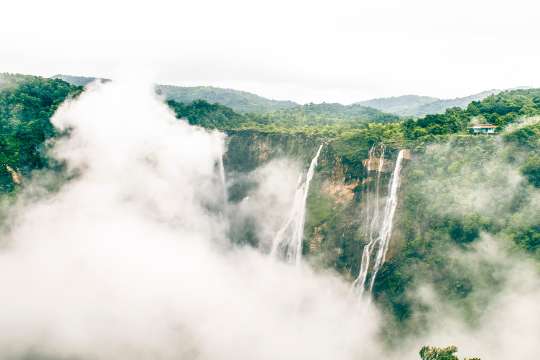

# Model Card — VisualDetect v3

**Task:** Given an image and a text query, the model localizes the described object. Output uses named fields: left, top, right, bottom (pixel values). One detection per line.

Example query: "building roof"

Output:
left=469, top=124, right=497, bottom=129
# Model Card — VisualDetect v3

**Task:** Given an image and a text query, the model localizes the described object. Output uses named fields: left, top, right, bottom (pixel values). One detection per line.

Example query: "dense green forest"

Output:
left=0, top=74, right=82, bottom=192
left=419, top=346, right=480, bottom=360
left=170, top=85, right=540, bottom=167
left=167, top=98, right=399, bottom=135
left=403, top=89, right=540, bottom=139
left=1, top=73, right=539, bottom=354
left=374, top=132, right=539, bottom=342
left=166, top=79, right=540, bottom=342
left=157, top=84, right=299, bottom=113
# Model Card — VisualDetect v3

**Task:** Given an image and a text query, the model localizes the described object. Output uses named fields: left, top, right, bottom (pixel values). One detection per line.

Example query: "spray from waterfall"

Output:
left=353, top=148, right=405, bottom=297
left=271, top=144, right=323, bottom=265
left=0, top=78, right=389, bottom=359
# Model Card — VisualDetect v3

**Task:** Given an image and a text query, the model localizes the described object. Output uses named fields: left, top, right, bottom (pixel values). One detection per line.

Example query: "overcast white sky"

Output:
left=1, top=0, right=539, bottom=104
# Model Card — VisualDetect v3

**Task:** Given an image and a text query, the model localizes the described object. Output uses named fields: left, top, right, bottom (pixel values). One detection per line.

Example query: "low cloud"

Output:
left=0, top=78, right=382, bottom=360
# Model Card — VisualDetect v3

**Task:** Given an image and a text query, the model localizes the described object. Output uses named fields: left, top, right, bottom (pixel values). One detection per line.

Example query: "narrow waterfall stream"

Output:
left=352, top=145, right=386, bottom=296
left=353, top=148, right=405, bottom=297
left=217, top=154, right=228, bottom=208
left=271, top=144, right=324, bottom=265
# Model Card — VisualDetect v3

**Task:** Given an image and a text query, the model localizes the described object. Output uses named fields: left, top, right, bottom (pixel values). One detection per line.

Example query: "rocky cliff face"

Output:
left=223, top=130, right=403, bottom=280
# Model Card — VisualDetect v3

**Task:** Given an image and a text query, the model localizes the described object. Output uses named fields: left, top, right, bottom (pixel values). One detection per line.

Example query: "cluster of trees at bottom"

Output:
left=420, top=346, right=480, bottom=360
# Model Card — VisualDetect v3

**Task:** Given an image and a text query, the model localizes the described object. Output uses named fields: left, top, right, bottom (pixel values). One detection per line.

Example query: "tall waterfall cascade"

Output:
left=271, top=144, right=324, bottom=266
left=353, top=148, right=405, bottom=297
left=217, top=154, right=228, bottom=208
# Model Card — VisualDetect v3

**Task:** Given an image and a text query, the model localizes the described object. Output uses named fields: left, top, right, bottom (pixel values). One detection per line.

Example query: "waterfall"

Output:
left=271, top=144, right=324, bottom=266
left=217, top=154, right=228, bottom=207
left=353, top=148, right=405, bottom=297
left=352, top=145, right=386, bottom=296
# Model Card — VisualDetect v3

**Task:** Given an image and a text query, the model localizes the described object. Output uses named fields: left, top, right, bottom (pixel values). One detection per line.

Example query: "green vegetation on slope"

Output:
left=257, top=102, right=399, bottom=126
left=420, top=346, right=480, bottom=360
left=0, top=74, right=82, bottom=192
left=403, top=89, right=540, bottom=140
left=358, top=95, right=439, bottom=116
left=219, top=88, right=540, bottom=342
left=166, top=99, right=249, bottom=129
left=413, top=90, right=498, bottom=117
left=54, top=74, right=298, bottom=114
left=6, top=74, right=538, bottom=198
left=157, top=84, right=298, bottom=114
left=166, top=98, right=401, bottom=152
left=373, top=128, right=539, bottom=341
left=1, top=73, right=539, bottom=355
left=172, top=87, right=540, bottom=178
left=359, top=90, right=499, bottom=117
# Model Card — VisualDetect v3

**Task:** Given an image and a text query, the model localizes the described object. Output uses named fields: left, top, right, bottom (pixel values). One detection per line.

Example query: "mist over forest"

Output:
left=0, top=70, right=538, bottom=360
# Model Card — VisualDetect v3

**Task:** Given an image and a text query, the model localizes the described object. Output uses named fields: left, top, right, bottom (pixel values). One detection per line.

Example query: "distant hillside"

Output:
left=52, top=74, right=109, bottom=87
left=51, top=73, right=507, bottom=119
left=264, top=102, right=399, bottom=125
left=0, top=73, right=42, bottom=90
left=299, top=102, right=398, bottom=120
left=156, top=85, right=298, bottom=114
left=403, top=88, right=540, bottom=140
left=357, top=95, right=438, bottom=115
left=414, top=90, right=499, bottom=116
left=359, top=90, right=501, bottom=117
left=54, top=74, right=298, bottom=114
left=165, top=99, right=399, bottom=132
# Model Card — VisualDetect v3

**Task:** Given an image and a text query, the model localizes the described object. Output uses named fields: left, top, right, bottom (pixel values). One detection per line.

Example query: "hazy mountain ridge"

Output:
left=54, top=74, right=298, bottom=114
left=357, top=95, right=439, bottom=115
left=413, top=89, right=500, bottom=116
left=53, top=74, right=510, bottom=119
left=52, top=74, right=110, bottom=87
left=54, top=74, right=393, bottom=120
left=156, top=84, right=298, bottom=114
left=159, top=89, right=398, bottom=123
left=1, top=73, right=48, bottom=90
left=359, top=90, right=502, bottom=116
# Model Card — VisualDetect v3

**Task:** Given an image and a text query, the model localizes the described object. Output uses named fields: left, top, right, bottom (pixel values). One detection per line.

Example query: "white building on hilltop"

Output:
left=469, top=124, right=497, bottom=134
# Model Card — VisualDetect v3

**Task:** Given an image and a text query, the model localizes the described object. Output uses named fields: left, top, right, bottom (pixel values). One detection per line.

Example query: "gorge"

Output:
left=0, top=73, right=539, bottom=359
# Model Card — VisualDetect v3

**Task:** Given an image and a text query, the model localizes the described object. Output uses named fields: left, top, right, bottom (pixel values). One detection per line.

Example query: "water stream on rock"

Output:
left=353, top=148, right=405, bottom=297
left=271, top=144, right=324, bottom=266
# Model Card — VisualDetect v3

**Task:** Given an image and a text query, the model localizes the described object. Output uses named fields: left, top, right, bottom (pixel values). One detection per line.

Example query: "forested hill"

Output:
left=54, top=74, right=299, bottom=114
left=3, top=73, right=392, bottom=192
left=357, top=95, right=438, bottom=115
left=403, top=88, right=540, bottom=140
left=412, top=90, right=499, bottom=116
left=156, top=85, right=298, bottom=114
left=0, top=74, right=82, bottom=192
left=266, top=102, right=399, bottom=124
left=170, top=87, right=540, bottom=156
left=166, top=99, right=399, bottom=135
left=52, top=74, right=110, bottom=87
left=359, top=90, right=500, bottom=117
left=3, top=73, right=540, bottom=191
left=1, top=73, right=540, bottom=353
left=54, top=73, right=513, bottom=119
left=1, top=73, right=53, bottom=90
